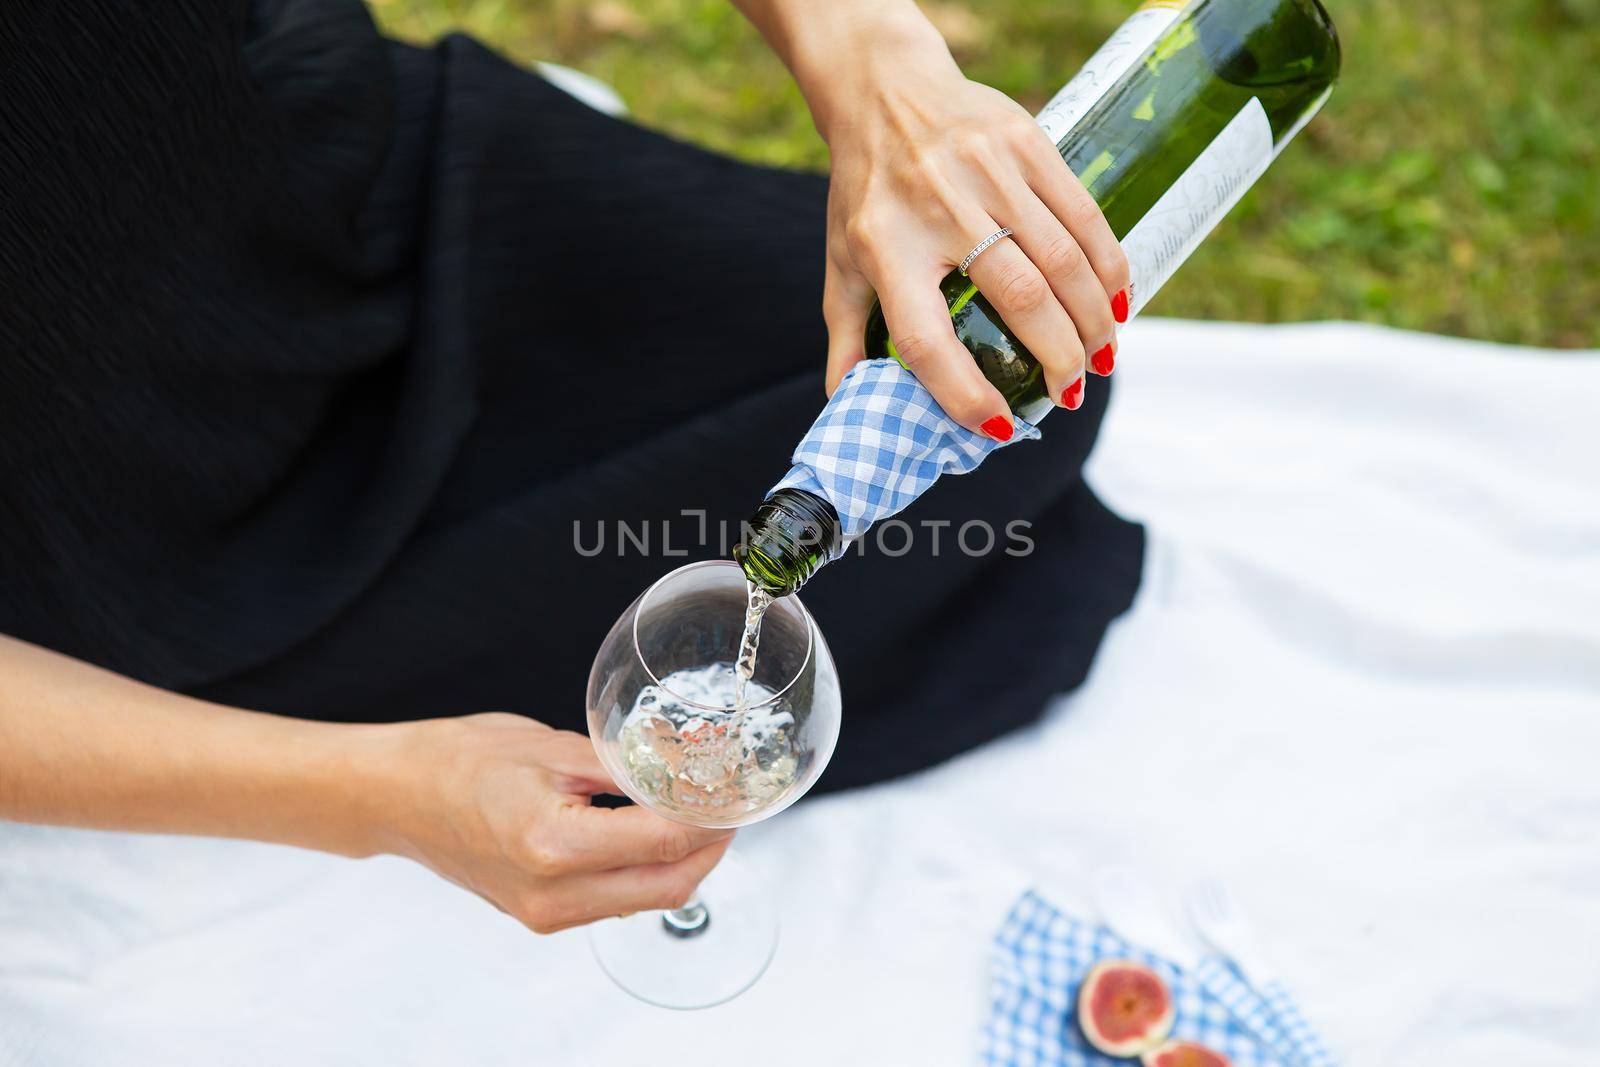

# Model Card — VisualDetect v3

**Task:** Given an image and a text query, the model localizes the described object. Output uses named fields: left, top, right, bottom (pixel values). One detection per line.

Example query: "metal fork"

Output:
left=1188, top=879, right=1339, bottom=1067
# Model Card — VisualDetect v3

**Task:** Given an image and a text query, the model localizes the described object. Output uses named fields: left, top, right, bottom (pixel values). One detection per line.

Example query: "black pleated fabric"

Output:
left=0, top=0, right=1143, bottom=793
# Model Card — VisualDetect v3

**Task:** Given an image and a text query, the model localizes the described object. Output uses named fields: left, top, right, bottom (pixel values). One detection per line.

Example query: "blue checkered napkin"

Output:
left=982, top=891, right=1316, bottom=1067
left=770, top=359, right=1040, bottom=541
left=1260, top=982, right=1338, bottom=1067
left=1189, top=957, right=1299, bottom=1058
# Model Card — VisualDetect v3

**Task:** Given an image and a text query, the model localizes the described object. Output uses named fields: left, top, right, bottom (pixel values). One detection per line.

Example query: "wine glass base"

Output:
left=588, top=850, right=778, bottom=1010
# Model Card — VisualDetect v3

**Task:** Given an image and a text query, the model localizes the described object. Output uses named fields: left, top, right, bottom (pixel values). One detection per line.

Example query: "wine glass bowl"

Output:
left=587, top=559, right=840, bottom=829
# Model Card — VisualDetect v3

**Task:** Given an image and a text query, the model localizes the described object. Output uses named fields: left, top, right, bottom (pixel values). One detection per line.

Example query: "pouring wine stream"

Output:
left=733, top=583, right=772, bottom=712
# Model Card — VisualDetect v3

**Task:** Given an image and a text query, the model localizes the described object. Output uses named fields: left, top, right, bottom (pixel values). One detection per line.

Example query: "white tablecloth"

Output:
left=3, top=320, right=1597, bottom=1066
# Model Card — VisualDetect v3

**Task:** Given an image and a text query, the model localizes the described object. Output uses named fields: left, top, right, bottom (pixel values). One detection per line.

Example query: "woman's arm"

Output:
left=0, top=633, right=729, bottom=933
left=733, top=0, right=1130, bottom=434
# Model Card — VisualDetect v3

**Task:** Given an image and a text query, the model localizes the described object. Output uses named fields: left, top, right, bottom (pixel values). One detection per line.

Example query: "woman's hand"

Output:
left=383, top=713, right=732, bottom=934
left=0, top=634, right=728, bottom=936
left=735, top=0, right=1131, bottom=435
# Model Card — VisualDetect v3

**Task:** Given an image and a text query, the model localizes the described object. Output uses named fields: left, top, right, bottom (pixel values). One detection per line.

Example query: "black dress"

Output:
left=0, top=0, right=1143, bottom=793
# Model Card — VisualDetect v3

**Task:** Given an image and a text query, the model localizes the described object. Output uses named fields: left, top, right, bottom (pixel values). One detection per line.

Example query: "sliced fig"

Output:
left=1076, top=959, right=1175, bottom=1056
left=1141, top=1040, right=1232, bottom=1067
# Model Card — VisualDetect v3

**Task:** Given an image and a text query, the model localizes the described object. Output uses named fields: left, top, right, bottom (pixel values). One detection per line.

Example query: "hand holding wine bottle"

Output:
left=738, top=0, right=1340, bottom=596
left=735, top=0, right=1132, bottom=439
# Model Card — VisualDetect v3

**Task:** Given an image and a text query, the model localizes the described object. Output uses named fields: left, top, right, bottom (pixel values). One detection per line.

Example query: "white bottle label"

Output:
left=1034, top=2, right=1186, bottom=143
left=1122, top=96, right=1274, bottom=316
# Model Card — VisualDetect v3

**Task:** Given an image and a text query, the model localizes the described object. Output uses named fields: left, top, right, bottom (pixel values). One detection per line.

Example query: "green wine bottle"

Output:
left=737, top=0, right=1341, bottom=596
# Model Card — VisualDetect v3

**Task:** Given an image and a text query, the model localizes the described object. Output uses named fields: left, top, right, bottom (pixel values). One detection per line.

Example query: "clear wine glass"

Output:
left=586, top=559, right=841, bottom=1009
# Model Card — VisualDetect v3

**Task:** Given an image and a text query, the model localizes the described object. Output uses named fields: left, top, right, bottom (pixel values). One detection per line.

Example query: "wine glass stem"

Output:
left=661, top=898, right=710, bottom=939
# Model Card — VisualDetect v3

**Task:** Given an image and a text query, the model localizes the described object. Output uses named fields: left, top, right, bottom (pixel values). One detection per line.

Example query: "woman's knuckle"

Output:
left=655, top=828, right=693, bottom=865
left=952, top=131, right=991, bottom=169
left=518, top=901, right=560, bottom=934
left=1067, top=195, right=1106, bottom=234
left=996, top=268, right=1048, bottom=314
left=892, top=331, right=937, bottom=369
left=843, top=212, right=877, bottom=252
left=523, top=840, right=571, bottom=877
left=1040, top=235, right=1085, bottom=281
left=843, top=237, right=875, bottom=271
left=925, top=179, right=967, bottom=227
left=1007, top=115, right=1045, bottom=149
left=905, top=142, right=940, bottom=176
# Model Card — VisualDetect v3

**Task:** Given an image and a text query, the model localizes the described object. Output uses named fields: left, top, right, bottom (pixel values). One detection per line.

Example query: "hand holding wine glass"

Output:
left=384, top=713, right=733, bottom=934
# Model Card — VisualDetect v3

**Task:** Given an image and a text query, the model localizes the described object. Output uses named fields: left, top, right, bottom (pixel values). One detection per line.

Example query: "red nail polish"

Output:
left=1112, top=288, right=1129, bottom=324
left=980, top=415, right=1013, bottom=442
left=1091, top=343, right=1116, bottom=376
left=1061, top=377, right=1084, bottom=410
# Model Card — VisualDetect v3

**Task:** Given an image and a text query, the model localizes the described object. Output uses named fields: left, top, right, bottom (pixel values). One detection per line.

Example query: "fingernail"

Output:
left=1112, top=288, right=1129, bottom=324
left=980, top=415, right=1014, bottom=442
left=1090, top=343, right=1116, bottom=376
left=1061, top=377, right=1084, bottom=410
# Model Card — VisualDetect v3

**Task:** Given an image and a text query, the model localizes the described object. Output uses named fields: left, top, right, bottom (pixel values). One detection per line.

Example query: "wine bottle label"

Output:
left=1034, top=1, right=1186, bottom=144
left=1121, top=97, right=1273, bottom=315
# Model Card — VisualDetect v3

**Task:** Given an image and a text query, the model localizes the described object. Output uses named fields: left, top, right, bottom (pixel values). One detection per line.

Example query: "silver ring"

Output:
left=958, top=227, right=1013, bottom=276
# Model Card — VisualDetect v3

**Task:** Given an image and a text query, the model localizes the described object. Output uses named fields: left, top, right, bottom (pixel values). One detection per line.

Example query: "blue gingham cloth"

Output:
left=770, top=359, right=1040, bottom=542
left=983, top=891, right=1338, bottom=1067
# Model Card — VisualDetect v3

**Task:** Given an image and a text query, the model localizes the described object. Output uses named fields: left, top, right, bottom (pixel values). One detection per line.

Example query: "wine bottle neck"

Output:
left=735, top=488, right=841, bottom=596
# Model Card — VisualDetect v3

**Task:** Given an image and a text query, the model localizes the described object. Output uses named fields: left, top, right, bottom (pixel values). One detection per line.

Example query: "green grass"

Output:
left=371, top=0, right=1600, bottom=348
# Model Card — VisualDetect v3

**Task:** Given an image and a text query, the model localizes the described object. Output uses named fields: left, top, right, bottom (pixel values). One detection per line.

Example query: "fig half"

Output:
left=1076, top=959, right=1175, bottom=1057
left=1141, top=1040, right=1232, bottom=1067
